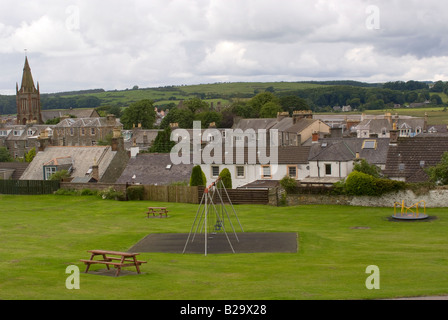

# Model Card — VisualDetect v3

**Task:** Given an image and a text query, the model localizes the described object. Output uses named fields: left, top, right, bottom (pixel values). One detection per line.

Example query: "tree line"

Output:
left=1, top=80, right=446, bottom=116
left=0, top=95, right=102, bottom=115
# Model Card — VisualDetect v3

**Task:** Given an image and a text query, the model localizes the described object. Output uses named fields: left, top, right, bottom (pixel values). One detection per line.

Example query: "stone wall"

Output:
left=270, top=187, right=448, bottom=208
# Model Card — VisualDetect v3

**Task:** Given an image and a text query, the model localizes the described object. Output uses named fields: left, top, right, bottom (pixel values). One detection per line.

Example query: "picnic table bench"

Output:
left=147, top=207, right=169, bottom=218
left=80, top=250, right=147, bottom=277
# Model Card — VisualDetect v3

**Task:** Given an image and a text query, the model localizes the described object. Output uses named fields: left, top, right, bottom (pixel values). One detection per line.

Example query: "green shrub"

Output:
left=54, top=189, right=78, bottom=196
left=345, top=171, right=378, bottom=196
left=190, top=165, right=206, bottom=186
left=345, top=171, right=406, bottom=197
left=375, top=178, right=406, bottom=195
left=49, top=170, right=71, bottom=181
left=280, top=175, right=298, bottom=194
left=218, top=168, right=232, bottom=189
left=127, top=185, right=144, bottom=201
left=99, top=187, right=125, bottom=201
left=80, top=189, right=98, bottom=196
left=353, top=159, right=381, bottom=178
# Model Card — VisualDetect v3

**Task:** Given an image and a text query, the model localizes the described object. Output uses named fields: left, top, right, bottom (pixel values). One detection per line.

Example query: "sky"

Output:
left=1, top=0, right=448, bottom=95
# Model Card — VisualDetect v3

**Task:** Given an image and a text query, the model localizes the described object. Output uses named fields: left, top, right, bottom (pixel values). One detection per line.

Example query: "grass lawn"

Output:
left=1, top=194, right=448, bottom=300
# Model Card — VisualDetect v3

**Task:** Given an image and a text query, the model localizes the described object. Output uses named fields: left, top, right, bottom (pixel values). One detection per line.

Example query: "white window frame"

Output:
left=261, top=165, right=271, bottom=179
left=45, top=167, right=57, bottom=180
left=236, top=166, right=245, bottom=179
left=211, top=166, right=220, bottom=178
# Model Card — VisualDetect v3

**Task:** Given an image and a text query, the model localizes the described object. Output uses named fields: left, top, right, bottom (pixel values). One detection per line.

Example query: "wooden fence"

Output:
left=144, top=185, right=269, bottom=205
left=0, top=180, right=60, bottom=195
left=198, top=188, right=269, bottom=205
left=144, top=185, right=200, bottom=204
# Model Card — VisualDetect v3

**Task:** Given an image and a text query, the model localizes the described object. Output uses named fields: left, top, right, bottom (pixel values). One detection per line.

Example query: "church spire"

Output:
left=19, top=56, right=37, bottom=94
left=16, top=56, right=42, bottom=125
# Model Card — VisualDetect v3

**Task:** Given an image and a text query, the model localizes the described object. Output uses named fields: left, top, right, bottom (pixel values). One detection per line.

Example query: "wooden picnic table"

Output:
left=147, top=206, right=169, bottom=218
left=80, top=250, right=147, bottom=277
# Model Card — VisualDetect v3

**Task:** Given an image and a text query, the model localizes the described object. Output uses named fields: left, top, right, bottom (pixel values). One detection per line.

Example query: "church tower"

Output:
left=16, top=57, right=43, bottom=125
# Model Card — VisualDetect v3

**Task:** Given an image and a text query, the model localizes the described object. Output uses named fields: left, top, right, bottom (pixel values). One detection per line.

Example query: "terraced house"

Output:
left=52, top=115, right=122, bottom=147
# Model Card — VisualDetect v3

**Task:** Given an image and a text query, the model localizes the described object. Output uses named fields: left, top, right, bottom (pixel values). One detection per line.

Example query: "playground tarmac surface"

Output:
left=129, top=232, right=298, bottom=254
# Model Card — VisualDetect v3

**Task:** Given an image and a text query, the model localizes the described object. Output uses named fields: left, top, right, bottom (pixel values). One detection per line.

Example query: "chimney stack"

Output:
left=91, top=163, right=99, bottom=181
left=390, top=122, right=399, bottom=145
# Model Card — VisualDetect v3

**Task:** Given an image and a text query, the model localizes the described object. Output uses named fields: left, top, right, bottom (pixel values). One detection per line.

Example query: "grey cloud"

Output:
left=2, top=0, right=448, bottom=93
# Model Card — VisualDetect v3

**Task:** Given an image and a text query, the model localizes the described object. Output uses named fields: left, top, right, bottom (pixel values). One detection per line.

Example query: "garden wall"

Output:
left=270, top=187, right=448, bottom=208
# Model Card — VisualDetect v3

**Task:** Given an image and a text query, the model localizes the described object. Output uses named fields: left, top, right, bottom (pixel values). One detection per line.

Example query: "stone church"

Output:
left=16, top=57, right=43, bottom=125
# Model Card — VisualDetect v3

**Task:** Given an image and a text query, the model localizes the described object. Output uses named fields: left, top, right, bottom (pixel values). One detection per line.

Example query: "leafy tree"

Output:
left=0, top=147, right=12, bottom=162
left=184, top=97, right=209, bottom=114
left=430, top=94, right=443, bottom=105
left=195, top=111, right=222, bottom=128
left=259, top=102, right=283, bottom=118
left=149, top=127, right=175, bottom=153
left=120, top=99, right=156, bottom=130
left=431, top=81, right=446, bottom=93
left=218, top=168, right=232, bottom=189
left=25, top=148, right=36, bottom=163
left=160, top=107, right=195, bottom=129
left=280, top=175, right=298, bottom=194
left=426, top=152, right=448, bottom=185
left=353, top=159, right=381, bottom=178
left=49, top=170, right=71, bottom=181
left=247, top=92, right=280, bottom=117
left=231, top=100, right=256, bottom=118
left=279, top=96, right=310, bottom=114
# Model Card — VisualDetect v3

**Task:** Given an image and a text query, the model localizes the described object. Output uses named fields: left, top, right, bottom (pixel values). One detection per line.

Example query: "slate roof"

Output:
left=55, top=117, right=122, bottom=128
left=232, top=118, right=278, bottom=131
left=200, top=145, right=311, bottom=165
left=0, top=162, right=29, bottom=180
left=383, top=136, right=448, bottom=182
left=284, top=119, right=320, bottom=133
left=20, top=146, right=115, bottom=181
left=308, top=138, right=390, bottom=165
left=41, top=109, right=100, bottom=123
left=354, top=119, right=391, bottom=132
left=116, top=153, right=194, bottom=185
left=238, top=180, right=280, bottom=189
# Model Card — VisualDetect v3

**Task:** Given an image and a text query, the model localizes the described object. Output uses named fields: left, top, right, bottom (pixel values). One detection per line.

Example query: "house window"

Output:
left=212, top=166, right=220, bottom=177
left=362, top=140, right=377, bottom=150
left=44, top=167, right=57, bottom=180
left=236, top=166, right=245, bottom=179
left=81, top=128, right=85, bottom=136
left=91, top=128, right=96, bottom=135
left=261, top=165, right=271, bottom=179
left=70, top=128, right=74, bottom=136
left=325, top=164, right=332, bottom=176
left=288, top=166, right=298, bottom=179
